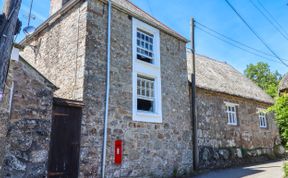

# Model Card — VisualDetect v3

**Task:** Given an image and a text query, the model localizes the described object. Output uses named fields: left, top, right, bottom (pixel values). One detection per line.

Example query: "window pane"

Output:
left=260, top=118, right=263, bottom=126
left=136, top=29, right=154, bottom=63
left=137, top=75, right=155, bottom=101
left=137, top=99, right=153, bottom=112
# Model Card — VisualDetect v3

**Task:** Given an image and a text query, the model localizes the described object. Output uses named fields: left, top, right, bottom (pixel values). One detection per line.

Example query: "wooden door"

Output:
left=48, top=98, right=83, bottom=178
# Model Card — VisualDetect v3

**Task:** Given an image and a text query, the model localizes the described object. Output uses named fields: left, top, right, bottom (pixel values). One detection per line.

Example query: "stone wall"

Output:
left=20, top=1, right=87, bottom=100
left=1, top=59, right=55, bottom=177
left=80, top=0, right=192, bottom=177
left=0, top=61, right=14, bottom=175
left=20, top=0, right=192, bottom=177
left=196, top=88, right=281, bottom=169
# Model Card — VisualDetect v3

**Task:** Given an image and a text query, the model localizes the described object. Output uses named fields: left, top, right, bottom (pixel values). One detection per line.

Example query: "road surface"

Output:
left=193, top=160, right=284, bottom=178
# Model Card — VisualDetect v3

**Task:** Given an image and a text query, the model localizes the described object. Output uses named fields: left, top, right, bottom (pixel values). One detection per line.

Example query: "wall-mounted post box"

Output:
left=114, top=140, right=122, bottom=165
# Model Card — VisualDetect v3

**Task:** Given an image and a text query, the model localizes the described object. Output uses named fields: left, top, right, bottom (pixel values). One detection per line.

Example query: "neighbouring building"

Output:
left=279, top=73, right=288, bottom=94
left=187, top=51, right=282, bottom=169
left=20, top=0, right=192, bottom=177
left=0, top=56, right=57, bottom=177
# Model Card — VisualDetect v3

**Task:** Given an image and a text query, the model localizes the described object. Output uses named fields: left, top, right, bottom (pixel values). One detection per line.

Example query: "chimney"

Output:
left=50, top=0, right=70, bottom=15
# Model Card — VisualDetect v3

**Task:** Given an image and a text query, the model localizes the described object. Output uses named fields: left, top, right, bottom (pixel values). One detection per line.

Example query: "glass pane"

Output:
left=146, top=90, right=150, bottom=96
left=142, top=81, right=145, bottom=87
left=136, top=30, right=154, bottom=63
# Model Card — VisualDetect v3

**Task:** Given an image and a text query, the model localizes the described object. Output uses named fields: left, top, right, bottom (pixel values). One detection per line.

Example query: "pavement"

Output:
left=193, top=160, right=285, bottom=178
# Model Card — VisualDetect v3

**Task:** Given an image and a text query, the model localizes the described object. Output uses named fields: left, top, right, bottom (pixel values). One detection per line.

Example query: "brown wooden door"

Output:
left=48, top=98, right=83, bottom=178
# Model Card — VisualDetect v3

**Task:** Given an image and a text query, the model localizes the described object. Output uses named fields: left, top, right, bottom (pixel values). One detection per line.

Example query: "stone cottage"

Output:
left=20, top=0, right=192, bottom=177
left=187, top=51, right=281, bottom=169
left=0, top=55, right=57, bottom=177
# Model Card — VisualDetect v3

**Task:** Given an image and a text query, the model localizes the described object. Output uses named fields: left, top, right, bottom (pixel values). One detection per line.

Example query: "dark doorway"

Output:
left=48, top=98, right=83, bottom=178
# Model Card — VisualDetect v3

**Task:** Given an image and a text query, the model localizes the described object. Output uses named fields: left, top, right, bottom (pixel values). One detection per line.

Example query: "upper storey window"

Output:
left=136, top=29, right=154, bottom=63
left=133, top=18, right=160, bottom=67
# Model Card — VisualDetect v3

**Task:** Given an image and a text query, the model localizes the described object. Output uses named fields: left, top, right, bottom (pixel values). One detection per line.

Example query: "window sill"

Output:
left=136, top=59, right=160, bottom=69
left=260, top=126, right=268, bottom=129
left=133, top=111, right=162, bottom=123
left=227, top=123, right=238, bottom=126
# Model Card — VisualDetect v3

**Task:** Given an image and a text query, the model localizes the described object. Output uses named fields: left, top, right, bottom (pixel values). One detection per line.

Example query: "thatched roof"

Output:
left=187, top=51, right=274, bottom=104
left=279, top=73, right=288, bottom=92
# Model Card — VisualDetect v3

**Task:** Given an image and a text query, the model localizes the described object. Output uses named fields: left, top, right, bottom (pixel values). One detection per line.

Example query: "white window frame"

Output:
left=137, top=75, right=155, bottom=112
left=257, top=108, right=267, bottom=128
left=132, top=18, right=162, bottom=123
left=225, top=102, right=238, bottom=126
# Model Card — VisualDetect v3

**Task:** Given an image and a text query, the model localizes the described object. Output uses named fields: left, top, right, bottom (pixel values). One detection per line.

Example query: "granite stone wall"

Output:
left=20, top=0, right=193, bottom=177
left=196, top=88, right=281, bottom=169
left=1, top=59, right=55, bottom=177
left=0, top=61, right=14, bottom=175
left=80, top=1, right=192, bottom=177
left=20, top=1, right=87, bottom=101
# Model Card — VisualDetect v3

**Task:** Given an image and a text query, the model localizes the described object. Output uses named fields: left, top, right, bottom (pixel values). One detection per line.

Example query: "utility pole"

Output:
left=190, top=17, right=198, bottom=170
left=0, top=0, right=22, bottom=98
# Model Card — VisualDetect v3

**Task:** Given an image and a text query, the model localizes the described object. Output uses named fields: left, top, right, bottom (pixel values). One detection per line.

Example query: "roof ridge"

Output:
left=196, top=54, right=228, bottom=65
left=186, top=50, right=229, bottom=65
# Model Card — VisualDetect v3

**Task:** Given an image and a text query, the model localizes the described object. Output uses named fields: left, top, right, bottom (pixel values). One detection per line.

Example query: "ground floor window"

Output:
left=259, top=112, right=267, bottom=128
left=225, top=102, right=238, bottom=125
left=137, top=75, right=154, bottom=112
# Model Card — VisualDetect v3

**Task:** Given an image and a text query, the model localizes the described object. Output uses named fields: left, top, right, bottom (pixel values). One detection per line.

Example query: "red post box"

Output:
left=114, top=140, right=122, bottom=165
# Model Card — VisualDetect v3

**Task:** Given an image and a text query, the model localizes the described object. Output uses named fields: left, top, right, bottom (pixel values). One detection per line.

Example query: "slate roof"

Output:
left=21, top=0, right=188, bottom=44
left=112, top=0, right=188, bottom=42
left=187, top=50, right=274, bottom=104
left=279, top=73, right=288, bottom=92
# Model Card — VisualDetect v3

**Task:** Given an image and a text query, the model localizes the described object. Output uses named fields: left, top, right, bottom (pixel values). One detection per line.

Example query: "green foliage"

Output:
left=268, top=94, right=288, bottom=146
left=244, top=62, right=282, bottom=97
left=284, top=162, right=288, bottom=178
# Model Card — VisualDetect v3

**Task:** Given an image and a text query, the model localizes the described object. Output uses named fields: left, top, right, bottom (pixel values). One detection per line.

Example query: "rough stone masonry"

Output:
left=0, top=58, right=56, bottom=177
left=196, top=88, right=281, bottom=169
left=20, top=0, right=193, bottom=177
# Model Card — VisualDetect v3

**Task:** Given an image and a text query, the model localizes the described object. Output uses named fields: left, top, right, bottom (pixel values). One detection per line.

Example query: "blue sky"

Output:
left=1, top=0, right=288, bottom=74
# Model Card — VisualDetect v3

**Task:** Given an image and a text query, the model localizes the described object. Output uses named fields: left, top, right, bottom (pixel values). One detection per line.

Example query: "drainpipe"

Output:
left=101, top=0, right=112, bottom=178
